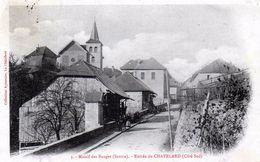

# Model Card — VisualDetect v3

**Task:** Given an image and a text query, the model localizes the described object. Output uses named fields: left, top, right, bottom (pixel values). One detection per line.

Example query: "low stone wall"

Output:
left=139, top=109, right=149, bottom=116
left=23, top=121, right=116, bottom=156
left=103, top=121, right=117, bottom=131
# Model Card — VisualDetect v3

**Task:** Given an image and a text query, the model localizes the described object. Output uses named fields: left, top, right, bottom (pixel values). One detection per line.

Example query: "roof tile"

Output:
left=120, top=57, right=166, bottom=70
left=25, top=46, right=57, bottom=59
left=57, top=60, right=129, bottom=99
left=115, top=72, right=155, bottom=93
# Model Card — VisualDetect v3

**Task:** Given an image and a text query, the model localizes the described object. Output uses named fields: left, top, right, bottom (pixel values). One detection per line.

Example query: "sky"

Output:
left=9, top=5, right=258, bottom=82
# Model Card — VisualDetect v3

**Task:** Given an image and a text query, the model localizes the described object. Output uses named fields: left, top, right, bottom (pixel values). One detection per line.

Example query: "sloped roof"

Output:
left=120, top=57, right=166, bottom=70
left=59, top=40, right=88, bottom=56
left=86, top=21, right=102, bottom=44
left=169, top=78, right=180, bottom=87
left=57, top=60, right=96, bottom=77
left=115, top=72, right=155, bottom=93
left=94, top=66, right=129, bottom=99
left=197, top=59, right=239, bottom=74
left=24, top=46, right=57, bottom=59
left=57, top=60, right=129, bottom=99
left=80, top=45, right=95, bottom=57
left=190, top=59, right=240, bottom=81
left=85, top=91, right=103, bottom=103
left=103, top=67, right=122, bottom=78
left=80, top=45, right=87, bottom=50
left=86, top=39, right=102, bottom=44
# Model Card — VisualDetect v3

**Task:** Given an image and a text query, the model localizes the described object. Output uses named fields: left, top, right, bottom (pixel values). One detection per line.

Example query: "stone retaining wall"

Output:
left=23, top=121, right=117, bottom=156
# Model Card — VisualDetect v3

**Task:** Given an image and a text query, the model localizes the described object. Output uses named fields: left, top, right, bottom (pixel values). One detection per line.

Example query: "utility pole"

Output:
left=166, top=70, right=173, bottom=151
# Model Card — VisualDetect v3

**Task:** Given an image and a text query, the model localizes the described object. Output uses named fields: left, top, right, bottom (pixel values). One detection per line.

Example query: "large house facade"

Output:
left=120, top=57, right=169, bottom=105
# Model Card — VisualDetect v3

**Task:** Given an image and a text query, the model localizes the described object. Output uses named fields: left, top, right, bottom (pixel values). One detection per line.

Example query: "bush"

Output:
left=199, top=73, right=250, bottom=153
left=181, top=72, right=251, bottom=153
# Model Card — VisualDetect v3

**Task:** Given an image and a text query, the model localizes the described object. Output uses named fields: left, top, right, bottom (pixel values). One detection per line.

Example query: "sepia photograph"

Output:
left=1, top=1, right=260, bottom=162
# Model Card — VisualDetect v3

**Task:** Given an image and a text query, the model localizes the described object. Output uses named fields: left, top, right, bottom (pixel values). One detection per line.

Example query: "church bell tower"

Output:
left=86, top=21, right=103, bottom=69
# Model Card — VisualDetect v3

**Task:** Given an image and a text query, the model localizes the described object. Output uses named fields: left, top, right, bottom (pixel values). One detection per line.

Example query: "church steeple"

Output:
left=90, top=21, right=99, bottom=41
left=86, top=20, right=103, bottom=69
left=87, top=21, right=102, bottom=44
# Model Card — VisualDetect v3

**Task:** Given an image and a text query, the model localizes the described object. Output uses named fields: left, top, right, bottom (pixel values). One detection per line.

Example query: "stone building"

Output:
left=182, top=59, right=240, bottom=89
left=115, top=72, right=155, bottom=115
left=19, top=60, right=129, bottom=146
left=58, top=61, right=130, bottom=128
left=103, top=66, right=122, bottom=81
left=120, top=57, right=170, bottom=105
left=24, top=46, right=58, bottom=72
left=181, top=59, right=240, bottom=101
left=85, top=21, right=103, bottom=69
left=58, top=21, right=103, bottom=69
left=58, top=40, right=92, bottom=67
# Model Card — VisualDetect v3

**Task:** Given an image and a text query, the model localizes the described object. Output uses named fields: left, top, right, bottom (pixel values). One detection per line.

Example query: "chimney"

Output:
left=36, top=44, right=40, bottom=53
left=112, top=66, right=115, bottom=72
left=111, top=66, right=116, bottom=81
left=137, top=59, right=143, bottom=65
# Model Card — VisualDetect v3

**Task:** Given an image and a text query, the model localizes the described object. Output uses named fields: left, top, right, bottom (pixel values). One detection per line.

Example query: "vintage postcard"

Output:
left=1, top=0, right=260, bottom=162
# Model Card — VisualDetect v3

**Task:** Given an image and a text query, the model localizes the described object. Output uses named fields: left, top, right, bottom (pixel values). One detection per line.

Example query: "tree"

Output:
left=33, top=77, right=84, bottom=141
left=9, top=53, right=57, bottom=153
left=24, top=116, right=54, bottom=144
left=65, top=91, right=85, bottom=134
left=63, top=81, right=85, bottom=135
left=9, top=53, right=22, bottom=153
left=9, top=53, right=19, bottom=71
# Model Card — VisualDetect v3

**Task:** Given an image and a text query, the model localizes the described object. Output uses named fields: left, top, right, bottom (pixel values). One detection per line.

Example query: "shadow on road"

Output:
left=126, top=127, right=158, bottom=132
left=148, top=114, right=175, bottom=123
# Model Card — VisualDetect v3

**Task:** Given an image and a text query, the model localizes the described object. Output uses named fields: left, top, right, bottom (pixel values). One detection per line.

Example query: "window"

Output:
left=89, top=47, right=93, bottom=52
left=94, top=47, right=98, bottom=52
left=151, top=72, right=155, bottom=80
left=141, top=72, right=145, bottom=80
left=91, top=56, right=95, bottom=63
